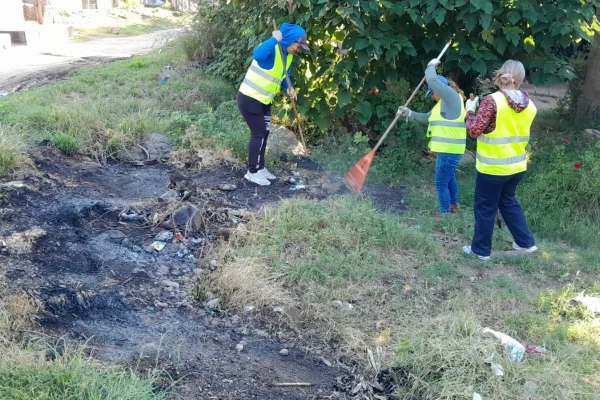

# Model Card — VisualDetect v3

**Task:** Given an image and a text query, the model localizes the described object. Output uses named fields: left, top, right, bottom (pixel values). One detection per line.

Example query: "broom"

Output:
left=272, top=21, right=308, bottom=155
left=345, top=41, right=452, bottom=193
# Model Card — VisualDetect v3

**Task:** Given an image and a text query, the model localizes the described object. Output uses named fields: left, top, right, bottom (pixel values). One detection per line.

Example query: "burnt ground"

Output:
left=0, top=147, right=406, bottom=399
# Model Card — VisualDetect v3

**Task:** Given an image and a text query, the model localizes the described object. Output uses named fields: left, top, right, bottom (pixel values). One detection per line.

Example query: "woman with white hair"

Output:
left=462, top=60, right=538, bottom=260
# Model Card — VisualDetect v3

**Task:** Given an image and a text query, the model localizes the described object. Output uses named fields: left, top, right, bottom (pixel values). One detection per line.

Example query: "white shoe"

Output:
left=244, top=171, right=271, bottom=186
left=259, top=168, right=276, bottom=180
left=512, top=242, right=538, bottom=253
left=463, top=245, right=491, bottom=261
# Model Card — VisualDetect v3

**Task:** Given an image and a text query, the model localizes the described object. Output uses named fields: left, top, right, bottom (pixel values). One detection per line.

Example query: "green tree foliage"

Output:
left=202, top=0, right=599, bottom=130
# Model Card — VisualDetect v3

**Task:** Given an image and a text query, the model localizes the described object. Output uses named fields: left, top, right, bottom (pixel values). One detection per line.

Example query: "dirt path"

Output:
left=0, top=147, right=405, bottom=399
left=0, top=29, right=180, bottom=94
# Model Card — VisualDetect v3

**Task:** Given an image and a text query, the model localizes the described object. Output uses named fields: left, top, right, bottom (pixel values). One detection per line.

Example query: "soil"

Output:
left=0, top=29, right=179, bottom=95
left=0, top=146, right=406, bottom=399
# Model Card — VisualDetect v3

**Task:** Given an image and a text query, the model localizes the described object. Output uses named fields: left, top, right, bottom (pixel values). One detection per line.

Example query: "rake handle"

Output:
left=372, top=41, right=452, bottom=153
left=272, top=21, right=308, bottom=154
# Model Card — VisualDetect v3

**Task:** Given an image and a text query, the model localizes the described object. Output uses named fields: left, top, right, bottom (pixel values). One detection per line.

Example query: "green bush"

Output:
left=520, top=143, right=600, bottom=247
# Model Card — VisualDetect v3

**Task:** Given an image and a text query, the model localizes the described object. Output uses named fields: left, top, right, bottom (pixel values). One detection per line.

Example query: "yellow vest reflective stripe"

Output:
left=239, top=45, right=293, bottom=105
left=427, top=100, right=467, bottom=154
left=476, top=92, right=537, bottom=175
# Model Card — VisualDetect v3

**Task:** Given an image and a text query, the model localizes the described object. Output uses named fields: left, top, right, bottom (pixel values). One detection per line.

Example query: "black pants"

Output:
left=471, top=171, right=535, bottom=257
left=237, top=92, right=271, bottom=173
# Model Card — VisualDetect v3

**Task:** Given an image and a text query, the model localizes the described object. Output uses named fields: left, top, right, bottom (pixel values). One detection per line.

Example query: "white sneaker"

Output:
left=244, top=171, right=271, bottom=186
left=463, top=245, right=491, bottom=261
left=259, top=168, right=276, bottom=180
left=512, top=242, right=538, bottom=253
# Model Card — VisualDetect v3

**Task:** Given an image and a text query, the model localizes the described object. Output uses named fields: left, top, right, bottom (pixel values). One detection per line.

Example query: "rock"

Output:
left=117, top=133, right=172, bottom=162
left=106, top=230, right=127, bottom=242
left=154, top=300, right=168, bottom=308
left=206, top=298, right=220, bottom=308
left=231, top=315, right=241, bottom=324
left=173, top=203, right=200, bottom=229
left=244, top=305, right=255, bottom=313
left=254, top=329, right=269, bottom=338
left=144, top=245, right=155, bottom=254
left=132, top=268, right=150, bottom=278
left=161, top=280, right=180, bottom=289
left=235, top=343, right=244, bottom=352
left=459, top=150, right=476, bottom=166
left=155, top=231, right=173, bottom=242
left=584, top=128, right=600, bottom=143
left=268, top=124, right=306, bottom=158
left=279, top=348, right=289, bottom=356
left=109, top=27, right=120, bottom=34
left=158, top=190, right=177, bottom=203
left=156, top=264, right=170, bottom=276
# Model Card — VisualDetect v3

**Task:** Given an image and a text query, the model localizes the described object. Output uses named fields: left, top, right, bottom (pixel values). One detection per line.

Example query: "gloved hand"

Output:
left=287, top=87, right=297, bottom=100
left=465, top=95, right=480, bottom=113
left=427, top=58, right=441, bottom=67
left=397, top=106, right=412, bottom=120
left=272, top=30, right=283, bottom=42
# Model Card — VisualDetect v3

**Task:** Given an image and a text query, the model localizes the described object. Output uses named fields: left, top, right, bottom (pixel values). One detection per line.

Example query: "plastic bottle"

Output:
left=483, top=328, right=526, bottom=362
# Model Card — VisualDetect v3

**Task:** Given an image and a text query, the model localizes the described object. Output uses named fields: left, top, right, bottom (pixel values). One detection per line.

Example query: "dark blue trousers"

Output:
left=471, top=172, right=535, bottom=257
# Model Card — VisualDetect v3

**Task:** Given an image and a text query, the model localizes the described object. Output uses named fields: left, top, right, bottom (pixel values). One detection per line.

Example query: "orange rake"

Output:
left=346, top=41, right=452, bottom=193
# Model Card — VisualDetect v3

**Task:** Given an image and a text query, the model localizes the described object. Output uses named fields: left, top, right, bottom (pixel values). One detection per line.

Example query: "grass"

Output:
left=0, top=42, right=237, bottom=161
left=0, top=293, right=168, bottom=400
left=0, top=124, right=30, bottom=177
left=73, top=16, right=182, bottom=40
left=203, top=190, right=600, bottom=399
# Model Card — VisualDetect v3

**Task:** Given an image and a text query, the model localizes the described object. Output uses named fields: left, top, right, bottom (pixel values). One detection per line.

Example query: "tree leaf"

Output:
left=337, top=89, right=352, bottom=108
left=472, top=59, right=487, bottom=75
left=494, top=37, right=508, bottom=55
left=357, top=101, right=373, bottom=125
left=464, top=13, right=478, bottom=33
left=432, top=9, right=446, bottom=26
left=358, top=51, right=369, bottom=68
left=507, top=11, right=521, bottom=25
left=523, top=10, right=538, bottom=24
left=481, top=1, right=493, bottom=14
left=479, top=13, right=492, bottom=30
left=355, top=39, right=369, bottom=50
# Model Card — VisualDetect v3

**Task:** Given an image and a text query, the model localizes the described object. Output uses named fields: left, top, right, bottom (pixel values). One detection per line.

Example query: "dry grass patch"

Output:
left=0, top=125, right=32, bottom=177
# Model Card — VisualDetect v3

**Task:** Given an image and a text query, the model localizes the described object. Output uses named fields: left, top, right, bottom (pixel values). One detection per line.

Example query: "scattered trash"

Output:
left=151, top=241, right=166, bottom=252
left=485, top=353, right=505, bottom=376
left=222, top=379, right=233, bottom=384
left=206, top=298, right=220, bottom=308
left=570, top=294, right=600, bottom=314
left=120, top=212, right=145, bottom=222
left=483, top=327, right=525, bottom=362
left=191, top=238, right=204, bottom=244
left=279, top=348, right=289, bottom=356
left=285, top=177, right=304, bottom=186
left=332, top=300, right=354, bottom=310
left=175, top=232, right=184, bottom=241
left=235, top=343, right=244, bottom=352
left=218, top=183, right=237, bottom=191
left=526, top=344, right=548, bottom=355
left=155, top=231, right=173, bottom=242
left=210, top=259, right=218, bottom=269
left=244, top=305, right=255, bottom=313
left=473, top=392, right=482, bottom=400
left=288, top=184, right=320, bottom=191
left=320, top=356, right=333, bottom=367
left=273, top=307, right=284, bottom=313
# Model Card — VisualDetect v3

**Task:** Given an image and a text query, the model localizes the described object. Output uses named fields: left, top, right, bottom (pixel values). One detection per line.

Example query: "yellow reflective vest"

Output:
left=476, top=92, right=537, bottom=176
left=427, top=100, right=467, bottom=154
left=239, top=45, right=293, bottom=105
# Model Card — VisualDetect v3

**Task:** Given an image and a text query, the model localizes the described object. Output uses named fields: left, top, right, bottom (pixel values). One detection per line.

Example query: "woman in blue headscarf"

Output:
left=237, top=23, right=309, bottom=186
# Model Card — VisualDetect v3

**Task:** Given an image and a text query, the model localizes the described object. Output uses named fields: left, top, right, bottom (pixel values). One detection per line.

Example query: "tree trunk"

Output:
left=577, top=8, right=600, bottom=117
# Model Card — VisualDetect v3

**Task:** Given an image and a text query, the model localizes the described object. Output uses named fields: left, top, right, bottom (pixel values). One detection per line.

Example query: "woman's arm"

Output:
left=253, top=37, right=279, bottom=67
left=465, top=95, right=496, bottom=138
